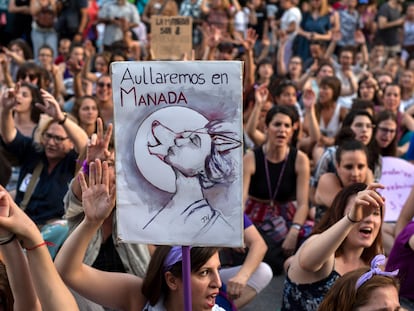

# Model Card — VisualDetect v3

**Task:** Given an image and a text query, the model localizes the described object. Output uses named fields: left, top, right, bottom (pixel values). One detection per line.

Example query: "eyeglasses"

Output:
left=97, top=82, right=111, bottom=88
left=377, top=127, right=396, bottom=135
left=353, top=123, right=374, bottom=129
left=42, top=132, right=69, bottom=144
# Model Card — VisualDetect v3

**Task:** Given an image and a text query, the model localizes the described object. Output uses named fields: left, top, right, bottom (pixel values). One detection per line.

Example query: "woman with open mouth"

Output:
left=55, top=159, right=226, bottom=311
left=282, top=183, right=385, bottom=311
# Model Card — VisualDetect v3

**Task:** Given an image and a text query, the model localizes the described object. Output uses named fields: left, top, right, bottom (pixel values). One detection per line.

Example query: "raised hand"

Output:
left=83, top=40, right=96, bottom=58
left=86, top=118, right=113, bottom=163
left=203, top=24, right=222, bottom=48
left=241, top=28, right=258, bottom=52
left=278, top=30, right=288, bottom=45
left=79, top=160, right=116, bottom=225
left=2, top=46, right=18, bottom=60
left=254, top=83, right=269, bottom=106
left=0, top=186, right=43, bottom=248
left=309, top=60, right=319, bottom=76
left=302, top=88, right=316, bottom=110
left=35, top=89, right=65, bottom=122
left=348, top=183, right=385, bottom=223
left=0, top=86, right=18, bottom=112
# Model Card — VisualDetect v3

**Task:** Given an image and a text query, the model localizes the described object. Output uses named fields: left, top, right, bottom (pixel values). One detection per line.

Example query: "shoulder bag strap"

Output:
left=20, top=161, right=44, bottom=211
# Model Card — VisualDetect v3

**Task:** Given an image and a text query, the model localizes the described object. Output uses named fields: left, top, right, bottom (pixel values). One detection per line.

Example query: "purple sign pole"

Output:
left=182, top=246, right=192, bottom=311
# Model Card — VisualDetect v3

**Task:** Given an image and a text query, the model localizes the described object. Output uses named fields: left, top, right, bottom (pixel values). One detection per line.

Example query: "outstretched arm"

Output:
left=0, top=87, right=18, bottom=143
left=55, top=160, right=144, bottom=311
left=276, top=33, right=288, bottom=76
left=0, top=53, right=14, bottom=88
left=297, top=184, right=384, bottom=275
left=324, top=30, right=340, bottom=60
left=245, top=84, right=268, bottom=146
left=302, top=88, right=320, bottom=145
left=81, top=49, right=99, bottom=83
left=238, top=28, right=257, bottom=90
left=0, top=187, right=78, bottom=311
left=0, top=190, right=41, bottom=311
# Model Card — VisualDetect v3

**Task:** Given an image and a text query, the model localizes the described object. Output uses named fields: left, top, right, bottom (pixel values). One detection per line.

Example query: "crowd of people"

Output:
left=1, top=0, right=414, bottom=310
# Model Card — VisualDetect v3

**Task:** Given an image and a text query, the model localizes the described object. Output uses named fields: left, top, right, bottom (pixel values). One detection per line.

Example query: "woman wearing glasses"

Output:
left=0, top=86, right=88, bottom=226
left=371, top=110, right=398, bottom=159
left=369, top=110, right=398, bottom=256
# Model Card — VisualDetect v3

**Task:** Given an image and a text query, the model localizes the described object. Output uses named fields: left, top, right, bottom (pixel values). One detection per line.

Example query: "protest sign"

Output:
left=150, top=16, right=192, bottom=60
left=379, top=156, right=414, bottom=222
left=111, top=61, right=243, bottom=247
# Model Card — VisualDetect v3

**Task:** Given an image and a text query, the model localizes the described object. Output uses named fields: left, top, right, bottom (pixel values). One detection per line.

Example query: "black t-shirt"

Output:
left=376, top=2, right=402, bottom=46
left=248, top=5, right=268, bottom=40
left=248, top=146, right=298, bottom=203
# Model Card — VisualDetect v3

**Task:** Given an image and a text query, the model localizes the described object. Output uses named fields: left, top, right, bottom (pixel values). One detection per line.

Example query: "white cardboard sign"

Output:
left=379, top=156, right=414, bottom=222
left=111, top=61, right=243, bottom=247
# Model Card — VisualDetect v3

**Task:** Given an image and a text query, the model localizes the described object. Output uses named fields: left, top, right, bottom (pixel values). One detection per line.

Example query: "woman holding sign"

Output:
left=55, top=159, right=227, bottom=311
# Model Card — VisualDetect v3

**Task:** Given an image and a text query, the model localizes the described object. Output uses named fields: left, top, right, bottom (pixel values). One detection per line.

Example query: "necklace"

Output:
left=263, top=146, right=289, bottom=207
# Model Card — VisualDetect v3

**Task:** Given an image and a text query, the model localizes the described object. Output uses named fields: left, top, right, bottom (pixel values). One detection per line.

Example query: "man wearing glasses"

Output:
left=0, top=87, right=88, bottom=227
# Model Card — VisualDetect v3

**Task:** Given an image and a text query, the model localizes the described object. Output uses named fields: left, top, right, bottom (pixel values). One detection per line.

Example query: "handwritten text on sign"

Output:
left=379, top=157, right=414, bottom=221
left=117, top=66, right=230, bottom=107
left=151, top=16, right=192, bottom=60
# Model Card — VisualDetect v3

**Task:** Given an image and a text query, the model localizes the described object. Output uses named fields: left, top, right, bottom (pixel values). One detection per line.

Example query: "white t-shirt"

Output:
left=234, top=7, right=249, bottom=34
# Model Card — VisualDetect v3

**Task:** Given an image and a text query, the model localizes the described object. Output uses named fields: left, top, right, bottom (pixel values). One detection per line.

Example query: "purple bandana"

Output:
left=163, top=246, right=191, bottom=272
left=355, top=254, right=399, bottom=290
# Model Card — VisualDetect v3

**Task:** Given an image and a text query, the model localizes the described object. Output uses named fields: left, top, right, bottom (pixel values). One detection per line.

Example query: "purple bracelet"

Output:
left=81, top=160, right=89, bottom=175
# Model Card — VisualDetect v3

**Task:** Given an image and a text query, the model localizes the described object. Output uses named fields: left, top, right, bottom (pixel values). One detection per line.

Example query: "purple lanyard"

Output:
left=263, top=147, right=288, bottom=207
